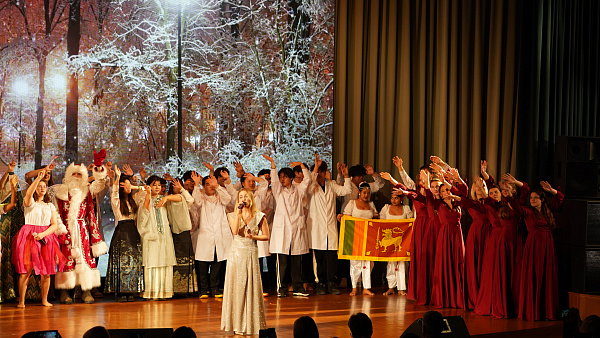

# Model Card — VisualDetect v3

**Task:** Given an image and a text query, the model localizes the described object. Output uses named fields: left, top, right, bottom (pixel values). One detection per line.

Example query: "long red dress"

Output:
left=462, top=198, right=492, bottom=310
left=491, top=197, right=525, bottom=319
left=404, top=186, right=435, bottom=305
left=473, top=200, right=503, bottom=316
left=429, top=184, right=467, bottom=309
left=514, top=184, right=563, bottom=321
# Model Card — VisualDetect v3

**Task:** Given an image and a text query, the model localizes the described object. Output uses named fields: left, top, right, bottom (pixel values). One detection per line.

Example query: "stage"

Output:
left=0, top=291, right=563, bottom=337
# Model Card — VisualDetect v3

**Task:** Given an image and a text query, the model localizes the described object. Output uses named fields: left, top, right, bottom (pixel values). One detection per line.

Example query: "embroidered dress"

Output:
left=221, top=211, right=267, bottom=335
left=137, top=194, right=177, bottom=299
left=105, top=187, right=144, bottom=295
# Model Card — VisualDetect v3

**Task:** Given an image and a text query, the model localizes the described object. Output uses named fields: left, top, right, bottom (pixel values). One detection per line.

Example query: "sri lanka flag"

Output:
left=338, top=215, right=414, bottom=262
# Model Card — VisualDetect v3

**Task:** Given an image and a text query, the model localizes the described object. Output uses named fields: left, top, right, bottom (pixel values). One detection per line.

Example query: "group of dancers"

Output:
left=390, top=156, right=562, bottom=322
left=0, top=149, right=562, bottom=334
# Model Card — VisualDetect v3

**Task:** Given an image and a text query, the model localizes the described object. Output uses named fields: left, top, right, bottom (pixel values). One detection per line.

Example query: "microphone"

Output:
left=238, top=202, right=245, bottom=209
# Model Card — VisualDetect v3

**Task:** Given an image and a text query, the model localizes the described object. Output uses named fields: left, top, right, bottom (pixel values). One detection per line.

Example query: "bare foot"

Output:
left=349, top=288, right=358, bottom=296
left=399, top=290, right=407, bottom=296
left=42, top=302, right=53, bottom=307
left=17, top=303, right=25, bottom=308
left=383, top=288, right=395, bottom=296
left=363, top=289, right=375, bottom=296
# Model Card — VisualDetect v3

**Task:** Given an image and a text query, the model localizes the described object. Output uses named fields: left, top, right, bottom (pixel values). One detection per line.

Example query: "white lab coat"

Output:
left=269, top=168, right=310, bottom=255
left=306, top=173, right=352, bottom=250
left=193, top=185, right=233, bottom=262
left=337, top=174, right=384, bottom=213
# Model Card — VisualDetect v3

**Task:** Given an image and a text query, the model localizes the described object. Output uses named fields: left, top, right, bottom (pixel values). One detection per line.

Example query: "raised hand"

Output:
left=380, top=172, right=393, bottom=182
left=430, top=155, right=447, bottom=166
left=392, top=156, right=403, bottom=170
left=114, top=165, right=121, bottom=179
left=87, top=163, right=95, bottom=172
left=364, top=164, right=375, bottom=176
left=540, top=181, right=557, bottom=194
left=448, top=167, right=461, bottom=182
left=123, top=164, right=134, bottom=176
left=429, top=162, right=445, bottom=175
left=47, top=162, right=56, bottom=171
left=392, top=187, right=408, bottom=196
left=191, top=171, right=201, bottom=186
left=8, top=160, right=16, bottom=172
left=163, top=173, right=174, bottom=182
left=340, top=164, right=349, bottom=178
left=314, top=153, right=322, bottom=171
left=144, top=185, right=152, bottom=193
left=480, top=160, right=488, bottom=174
left=262, top=154, right=275, bottom=165
left=289, top=161, right=303, bottom=168
left=36, top=170, right=46, bottom=181
left=220, top=170, right=230, bottom=183
left=234, top=161, right=245, bottom=178
left=501, top=173, right=518, bottom=185
left=203, top=161, right=215, bottom=172
left=337, top=162, right=343, bottom=174
left=205, top=175, right=218, bottom=188
left=172, top=178, right=184, bottom=191
left=139, top=166, right=147, bottom=181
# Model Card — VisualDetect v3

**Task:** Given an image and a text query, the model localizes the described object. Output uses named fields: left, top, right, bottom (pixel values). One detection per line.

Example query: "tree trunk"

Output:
left=66, top=0, right=81, bottom=164
left=34, top=57, right=46, bottom=169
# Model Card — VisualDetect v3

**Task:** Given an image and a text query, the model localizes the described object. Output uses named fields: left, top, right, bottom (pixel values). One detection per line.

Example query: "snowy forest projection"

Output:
left=0, top=0, right=335, bottom=176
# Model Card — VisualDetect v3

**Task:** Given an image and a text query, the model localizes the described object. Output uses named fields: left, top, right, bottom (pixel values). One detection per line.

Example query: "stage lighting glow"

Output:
left=12, top=78, right=30, bottom=97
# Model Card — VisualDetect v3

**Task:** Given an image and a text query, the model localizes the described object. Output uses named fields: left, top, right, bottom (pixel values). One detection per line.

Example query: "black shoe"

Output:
left=116, top=295, right=128, bottom=303
left=293, top=287, right=310, bottom=297
left=277, top=288, right=288, bottom=297
left=127, top=295, right=136, bottom=302
left=316, top=283, right=327, bottom=295
left=328, top=282, right=341, bottom=295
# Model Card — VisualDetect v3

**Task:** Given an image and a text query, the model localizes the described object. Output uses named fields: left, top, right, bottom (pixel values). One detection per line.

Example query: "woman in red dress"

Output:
left=401, top=167, right=436, bottom=305
left=423, top=166, right=467, bottom=309
left=463, top=172, right=492, bottom=310
left=503, top=175, right=563, bottom=321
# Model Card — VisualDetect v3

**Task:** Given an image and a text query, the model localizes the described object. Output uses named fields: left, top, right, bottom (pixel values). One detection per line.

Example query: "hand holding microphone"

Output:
left=237, top=201, right=245, bottom=213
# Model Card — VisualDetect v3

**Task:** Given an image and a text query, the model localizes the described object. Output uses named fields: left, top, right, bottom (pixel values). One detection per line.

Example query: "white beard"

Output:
left=65, top=177, right=89, bottom=198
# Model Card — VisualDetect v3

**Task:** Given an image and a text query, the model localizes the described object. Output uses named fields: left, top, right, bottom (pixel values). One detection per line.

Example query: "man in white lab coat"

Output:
left=306, top=155, right=352, bottom=295
left=263, top=155, right=311, bottom=297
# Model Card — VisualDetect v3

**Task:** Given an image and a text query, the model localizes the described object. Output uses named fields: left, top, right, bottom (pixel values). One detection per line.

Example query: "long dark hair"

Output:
left=529, top=189, right=556, bottom=229
left=119, top=175, right=138, bottom=216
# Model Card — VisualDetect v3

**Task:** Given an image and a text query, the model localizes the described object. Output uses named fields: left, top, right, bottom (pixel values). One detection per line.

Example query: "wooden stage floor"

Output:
left=0, top=291, right=563, bottom=337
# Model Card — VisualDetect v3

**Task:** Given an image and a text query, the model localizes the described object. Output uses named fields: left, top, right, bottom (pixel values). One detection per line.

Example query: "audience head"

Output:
left=422, top=310, right=444, bottom=338
left=172, top=326, right=196, bottom=338
left=348, top=312, right=372, bottom=338
left=83, top=326, right=110, bottom=338
left=581, top=315, right=600, bottom=336
left=293, top=316, right=319, bottom=338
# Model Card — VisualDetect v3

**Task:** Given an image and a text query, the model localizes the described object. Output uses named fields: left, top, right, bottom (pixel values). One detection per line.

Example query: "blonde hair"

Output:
left=236, top=188, right=259, bottom=223
left=470, top=180, right=488, bottom=200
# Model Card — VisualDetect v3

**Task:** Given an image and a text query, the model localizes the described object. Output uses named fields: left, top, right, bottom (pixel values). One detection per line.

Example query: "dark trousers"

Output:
left=197, top=250, right=222, bottom=293
left=277, top=254, right=303, bottom=292
left=314, top=249, right=337, bottom=285
left=261, top=255, right=278, bottom=292
left=301, top=250, right=315, bottom=284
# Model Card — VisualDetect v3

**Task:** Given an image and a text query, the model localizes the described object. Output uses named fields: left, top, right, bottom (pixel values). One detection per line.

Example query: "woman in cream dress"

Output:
left=221, top=189, right=269, bottom=335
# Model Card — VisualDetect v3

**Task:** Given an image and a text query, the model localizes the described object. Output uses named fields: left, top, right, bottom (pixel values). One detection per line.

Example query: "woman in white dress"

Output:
left=379, top=193, right=414, bottom=295
left=221, top=189, right=269, bottom=335
left=137, top=175, right=178, bottom=300
left=342, top=182, right=379, bottom=296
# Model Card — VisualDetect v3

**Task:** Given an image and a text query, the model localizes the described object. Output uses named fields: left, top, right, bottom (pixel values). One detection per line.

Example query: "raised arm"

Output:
left=393, top=156, right=416, bottom=190
left=263, top=154, right=280, bottom=196
left=25, top=162, right=55, bottom=184
left=541, top=181, right=564, bottom=210
left=24, top=170, right=46, bottom=207
left=3, top=175, right=19, bottom=213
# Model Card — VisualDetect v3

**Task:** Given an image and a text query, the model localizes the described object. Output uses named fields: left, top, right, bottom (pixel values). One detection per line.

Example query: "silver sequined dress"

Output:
left=221, top=211, right=267, bottom=334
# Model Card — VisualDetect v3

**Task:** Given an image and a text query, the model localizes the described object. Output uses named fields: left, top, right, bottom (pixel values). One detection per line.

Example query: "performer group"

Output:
left=0, top=149, right=563, bottom=334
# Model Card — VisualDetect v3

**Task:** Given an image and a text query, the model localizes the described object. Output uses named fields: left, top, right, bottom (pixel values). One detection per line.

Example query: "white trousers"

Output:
left=350, top=260, right=373, bottom=289
left=386, top=261, right=406, bottom=290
